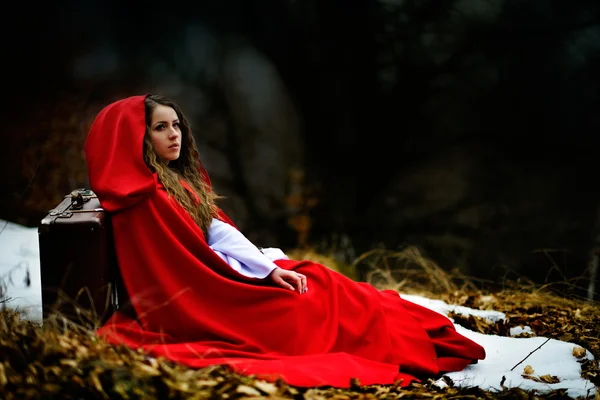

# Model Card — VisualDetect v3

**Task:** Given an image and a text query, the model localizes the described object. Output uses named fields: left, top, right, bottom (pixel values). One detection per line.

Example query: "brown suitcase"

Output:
left=38, top=188, right=129, bottom=326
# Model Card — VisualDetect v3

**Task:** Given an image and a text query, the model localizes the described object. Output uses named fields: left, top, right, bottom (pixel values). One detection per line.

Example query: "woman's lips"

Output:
left=169, top=144, right=180, bottom=149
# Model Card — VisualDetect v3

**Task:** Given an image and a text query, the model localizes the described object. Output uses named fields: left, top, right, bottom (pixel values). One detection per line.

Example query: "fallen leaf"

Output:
left=0, top=363, right=7, bottom=386
left=539, top=374, right=560, bottom=384
left=572, top=346, right=586, bottom=358
left=522, top=374, right=542, bottom=383
left=75, top=345, right=89, bottom=358
left=288, top=387, right=299, bottom=395
left=42, top=383, right=61, bottom=394
left=523, top=365, right=534, bottom=375
left=559, top=333, right=574, bottom=341
left=196, top=379, right=219, bottom=387
left=90, top=372, right=104, bottom=394
left=58, top=337, right=72, bottom=350
left=254, top=380, right=278, bottom=394
left=59, top=359, right=78, bottom=368
left=236, top=384, right=261, bottom=396
left=71, top=375, right=84, bottom=386
left=135, top=362, right=161, bottom=376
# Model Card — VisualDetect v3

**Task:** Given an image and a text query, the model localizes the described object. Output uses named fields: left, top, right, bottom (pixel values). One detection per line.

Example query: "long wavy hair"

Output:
left=143, top=94, right=222, bottom=236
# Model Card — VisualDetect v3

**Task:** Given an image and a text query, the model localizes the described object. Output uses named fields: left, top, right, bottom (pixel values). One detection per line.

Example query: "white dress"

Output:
left=207, top=218, right=288, bottom=279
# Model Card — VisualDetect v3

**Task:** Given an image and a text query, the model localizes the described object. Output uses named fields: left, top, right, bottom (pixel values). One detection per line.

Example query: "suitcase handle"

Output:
left=67, top=189, right=98, bottom=210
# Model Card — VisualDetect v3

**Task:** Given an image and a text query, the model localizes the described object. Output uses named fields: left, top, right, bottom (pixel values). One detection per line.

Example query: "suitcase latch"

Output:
left=49, top=210, right=73, bottom=218
left=70, top=192, right=86, bottom=210
left=48, top=189, right=102, bottom=218
left=49, top=191, right=87, bottom=217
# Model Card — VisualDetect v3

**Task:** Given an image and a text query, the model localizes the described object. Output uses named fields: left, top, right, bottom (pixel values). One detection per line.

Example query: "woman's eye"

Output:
left=173, top=122, right=180, bottom=129
left=155, top=124, right=165, bottom=131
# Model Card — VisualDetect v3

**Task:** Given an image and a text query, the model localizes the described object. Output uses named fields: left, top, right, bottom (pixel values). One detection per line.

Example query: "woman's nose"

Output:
left=168, top=127, right=179, bottom=138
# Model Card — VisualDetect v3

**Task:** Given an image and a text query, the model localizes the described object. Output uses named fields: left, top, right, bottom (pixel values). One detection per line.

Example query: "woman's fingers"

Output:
left=276, top=275, right=295, bottom=291
left=297, top=273, right=307, bottom=293
left=271, top=269, right=308, bottom=294
left=290, top=274, right=302, bottom=292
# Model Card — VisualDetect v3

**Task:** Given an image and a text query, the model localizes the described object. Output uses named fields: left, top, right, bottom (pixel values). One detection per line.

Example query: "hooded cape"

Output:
left=84, top=95, right=485, bottom=388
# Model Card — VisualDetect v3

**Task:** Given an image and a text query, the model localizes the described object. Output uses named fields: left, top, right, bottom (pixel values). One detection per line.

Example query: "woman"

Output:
left=85, top=94, right=485, bottom=388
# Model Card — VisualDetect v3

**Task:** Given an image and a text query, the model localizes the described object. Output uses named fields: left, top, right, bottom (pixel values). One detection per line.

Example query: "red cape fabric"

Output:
left=84, top=95, right=486, bottom=388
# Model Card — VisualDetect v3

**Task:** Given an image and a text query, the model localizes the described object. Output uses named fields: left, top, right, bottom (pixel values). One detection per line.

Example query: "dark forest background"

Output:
left=1, top=0, right=599, bottom=298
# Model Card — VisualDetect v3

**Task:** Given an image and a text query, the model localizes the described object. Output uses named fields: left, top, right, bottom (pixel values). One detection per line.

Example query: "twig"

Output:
left=509, top=337, right=551, bottom=371
left=0, top=220, right=8, bottom=236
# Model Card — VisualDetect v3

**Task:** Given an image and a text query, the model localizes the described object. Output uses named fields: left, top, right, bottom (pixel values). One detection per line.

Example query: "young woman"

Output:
left=85, top=94, right=485, bottom=388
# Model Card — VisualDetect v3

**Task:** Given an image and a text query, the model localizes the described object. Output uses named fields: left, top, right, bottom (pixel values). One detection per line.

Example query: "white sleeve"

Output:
left=260, top=247, right=289, bottom=262
left=207, top=218, right=280, bottom=279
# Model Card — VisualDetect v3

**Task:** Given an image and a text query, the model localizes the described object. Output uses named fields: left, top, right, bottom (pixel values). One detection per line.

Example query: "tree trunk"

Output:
left=588, top=205, right=600, bottom=300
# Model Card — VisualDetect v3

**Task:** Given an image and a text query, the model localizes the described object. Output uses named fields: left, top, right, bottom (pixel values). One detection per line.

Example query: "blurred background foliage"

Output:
left=1, top=0, right=599, bottom=297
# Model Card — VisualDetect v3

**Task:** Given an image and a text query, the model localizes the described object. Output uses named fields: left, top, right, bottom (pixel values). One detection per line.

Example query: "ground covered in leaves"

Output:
left=1, top=248, right=599, bottom=399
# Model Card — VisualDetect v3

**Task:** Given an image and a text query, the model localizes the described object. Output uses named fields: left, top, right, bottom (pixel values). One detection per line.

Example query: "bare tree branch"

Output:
left=510, top=337, right=551, bottom=372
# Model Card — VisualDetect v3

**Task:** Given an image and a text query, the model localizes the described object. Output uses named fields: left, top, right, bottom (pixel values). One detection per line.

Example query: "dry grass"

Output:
left=353, top=246, right=472, bottom=295
left=286, top=247, right=359, bottom=281
left=1, top=246, right=599, bottom=399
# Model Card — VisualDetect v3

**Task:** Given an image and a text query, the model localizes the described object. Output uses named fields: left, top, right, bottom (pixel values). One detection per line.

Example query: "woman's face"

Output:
left=149, top=104, right=181, bottom=163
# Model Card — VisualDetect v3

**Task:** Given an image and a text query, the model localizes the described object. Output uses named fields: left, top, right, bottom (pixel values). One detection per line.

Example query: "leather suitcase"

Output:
left=38, top=188, right=129, bottom=326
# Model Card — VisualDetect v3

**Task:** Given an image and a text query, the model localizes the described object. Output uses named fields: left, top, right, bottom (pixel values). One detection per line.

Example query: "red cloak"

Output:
left=84, top=95, right=485, bottom=388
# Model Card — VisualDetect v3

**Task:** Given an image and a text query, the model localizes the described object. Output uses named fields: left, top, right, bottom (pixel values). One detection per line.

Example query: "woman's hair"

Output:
left=143, top=94, right=221, bottom=236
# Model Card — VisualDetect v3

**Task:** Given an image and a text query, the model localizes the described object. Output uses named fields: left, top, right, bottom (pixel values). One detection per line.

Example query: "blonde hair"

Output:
left=143, top=94, right=222, bottom=236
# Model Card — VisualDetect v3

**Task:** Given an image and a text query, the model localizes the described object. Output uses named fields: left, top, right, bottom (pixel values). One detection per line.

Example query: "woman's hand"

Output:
left=268, top=268, right=308, bottom=294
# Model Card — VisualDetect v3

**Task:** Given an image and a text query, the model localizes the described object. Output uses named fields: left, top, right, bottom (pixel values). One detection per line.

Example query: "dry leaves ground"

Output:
left=1, top=247, right=599, bottom=399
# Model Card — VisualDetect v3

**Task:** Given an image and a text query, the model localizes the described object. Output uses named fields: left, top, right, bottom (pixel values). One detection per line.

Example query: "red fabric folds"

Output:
left=84, top=95, right=485, bottom=388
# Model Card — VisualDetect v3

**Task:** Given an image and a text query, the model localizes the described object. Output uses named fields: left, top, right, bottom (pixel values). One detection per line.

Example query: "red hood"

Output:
left=84, top=95, right=154, bottom=212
